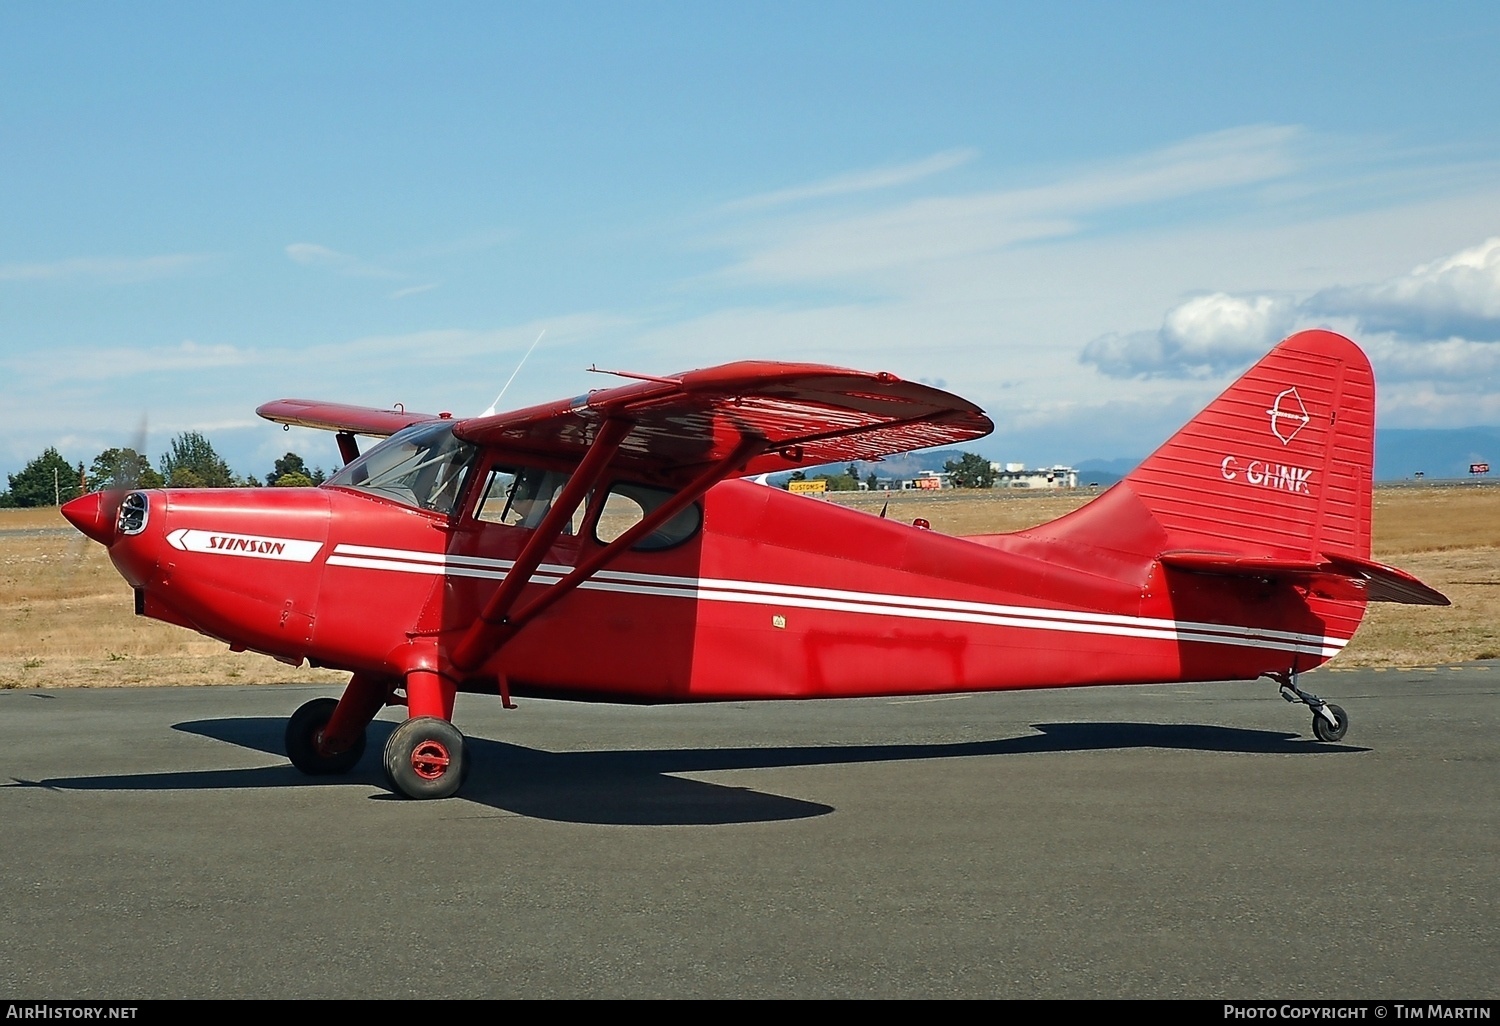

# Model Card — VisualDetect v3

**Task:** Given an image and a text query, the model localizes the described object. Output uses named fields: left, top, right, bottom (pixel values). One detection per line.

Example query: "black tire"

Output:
left=383, top=716, right=467, bottom=799
left=1312, top=703, right=1349, bottom=743
left=285, top=697, right=366, bottom=775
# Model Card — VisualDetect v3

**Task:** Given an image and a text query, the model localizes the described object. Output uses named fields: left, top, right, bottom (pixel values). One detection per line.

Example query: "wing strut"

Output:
left=497, top=433, right=764, bottom=643
left=448, top=432, right=766, bottom=675
left=336, top=432, right=360, bottom=466
left=450, top=417, right=633, bottom=672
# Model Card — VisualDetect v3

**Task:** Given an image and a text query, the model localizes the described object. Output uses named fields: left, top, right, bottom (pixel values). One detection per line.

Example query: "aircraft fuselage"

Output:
left=94, top=477, right=1359, bottom=703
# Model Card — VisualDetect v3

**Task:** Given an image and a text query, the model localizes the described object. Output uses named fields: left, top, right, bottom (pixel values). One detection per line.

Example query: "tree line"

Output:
left=1, top=432, right=328, bottom=508
left=785, top=453, right=997, bottom=491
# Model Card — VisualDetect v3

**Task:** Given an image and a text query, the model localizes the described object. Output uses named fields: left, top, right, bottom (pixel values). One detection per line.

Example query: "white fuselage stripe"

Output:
left=327, top=545, right=1349, bottom=657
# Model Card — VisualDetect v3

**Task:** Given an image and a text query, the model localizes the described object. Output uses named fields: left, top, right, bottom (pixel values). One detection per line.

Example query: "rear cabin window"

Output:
left=593, top=482, right=702, bottom=551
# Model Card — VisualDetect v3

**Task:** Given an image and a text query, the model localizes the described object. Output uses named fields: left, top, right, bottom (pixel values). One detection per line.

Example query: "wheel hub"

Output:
left=410, top=740, right=451, bottom=780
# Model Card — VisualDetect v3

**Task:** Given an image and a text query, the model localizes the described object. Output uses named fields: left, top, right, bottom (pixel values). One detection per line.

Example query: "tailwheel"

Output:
left=285, top=697, right=366, bottom=775
left=1269, top=670, right=1351, bottom=743
left=1312, top=703, right=1349, bottom=743
left=383, top=716, right=467, bottom=799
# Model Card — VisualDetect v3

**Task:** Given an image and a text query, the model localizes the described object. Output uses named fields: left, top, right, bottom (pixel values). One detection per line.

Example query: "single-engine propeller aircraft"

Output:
left=63, top=329, right=1448, bottom=799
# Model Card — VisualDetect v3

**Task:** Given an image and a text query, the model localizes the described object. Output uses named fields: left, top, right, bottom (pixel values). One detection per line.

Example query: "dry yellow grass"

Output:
left=0, top=507, right=345, bottom=689
left=2, top=483, right=1495, bottom=688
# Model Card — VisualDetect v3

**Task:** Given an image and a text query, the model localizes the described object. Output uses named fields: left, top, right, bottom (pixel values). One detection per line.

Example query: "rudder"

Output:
left=1121, top=329, right=1374, bottom=561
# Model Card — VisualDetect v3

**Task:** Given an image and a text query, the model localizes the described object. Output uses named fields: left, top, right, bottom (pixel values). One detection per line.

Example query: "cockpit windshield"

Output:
left=326, top=421, right=475, bottom=515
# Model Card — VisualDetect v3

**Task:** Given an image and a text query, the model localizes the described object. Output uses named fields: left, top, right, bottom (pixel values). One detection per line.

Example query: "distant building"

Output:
left=989, top=462, right=1078, bottom=489
left=900, top=470, right=949, bottom=490
left=869, top=465, right=1079, bottom=491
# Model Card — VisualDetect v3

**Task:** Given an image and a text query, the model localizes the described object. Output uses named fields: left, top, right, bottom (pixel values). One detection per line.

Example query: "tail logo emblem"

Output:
left=1267, top=387, right=1310, bottom=445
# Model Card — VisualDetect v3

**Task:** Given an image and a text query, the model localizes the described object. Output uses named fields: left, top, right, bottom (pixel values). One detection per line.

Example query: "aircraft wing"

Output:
left=1160, top=551, right=1450, bottom=606
left=256, top=399, right=441, bottom=438
left=453, top=361, right=994, bottom=481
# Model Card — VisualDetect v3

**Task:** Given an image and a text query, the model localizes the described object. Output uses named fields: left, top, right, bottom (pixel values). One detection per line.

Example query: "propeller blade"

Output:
left=64, top=414, right=149, bottom=552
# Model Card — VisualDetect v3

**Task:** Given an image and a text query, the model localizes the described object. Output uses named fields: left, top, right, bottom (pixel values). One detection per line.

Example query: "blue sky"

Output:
left=4, top=2, right=1499, bottom=482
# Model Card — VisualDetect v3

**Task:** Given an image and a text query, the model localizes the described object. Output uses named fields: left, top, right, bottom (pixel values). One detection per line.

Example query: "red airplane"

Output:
left=62, top=329, right=1448, bottom=799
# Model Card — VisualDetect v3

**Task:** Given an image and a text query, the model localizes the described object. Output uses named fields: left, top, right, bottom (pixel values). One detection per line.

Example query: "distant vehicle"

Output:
left=63, top=330, right=1447, bottom=799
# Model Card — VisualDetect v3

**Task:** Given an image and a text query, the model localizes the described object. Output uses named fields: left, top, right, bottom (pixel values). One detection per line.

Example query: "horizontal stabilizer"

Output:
left=1322, top=553, right=1452, bottom=606
left=1160, top=550, right=1450, bottom=606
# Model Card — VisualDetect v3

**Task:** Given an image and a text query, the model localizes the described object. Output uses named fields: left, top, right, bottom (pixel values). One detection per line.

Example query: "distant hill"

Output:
left=1073, top=459, right=1132, bottom=489
left=1374, top=427, right=1500, bottom=481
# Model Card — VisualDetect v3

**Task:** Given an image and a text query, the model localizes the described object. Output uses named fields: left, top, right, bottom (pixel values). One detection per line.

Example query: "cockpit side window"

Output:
left=326, top=421, right=475, bottom=515
left=466, top=466, right=700, bottom=550
left=473, top=465, right=583, bottom=535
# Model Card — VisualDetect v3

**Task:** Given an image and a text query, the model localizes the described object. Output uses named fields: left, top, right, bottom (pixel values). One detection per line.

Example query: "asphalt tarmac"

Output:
left=2, top=664, right=1496, bottom=999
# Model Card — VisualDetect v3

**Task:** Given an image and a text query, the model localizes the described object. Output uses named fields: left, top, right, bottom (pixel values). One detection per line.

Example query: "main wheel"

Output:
left=1312, top=703, right=1349, bottom=743
left=285, top=697, right=366, bottom=775
left=383, top=716, right=467, bottom=799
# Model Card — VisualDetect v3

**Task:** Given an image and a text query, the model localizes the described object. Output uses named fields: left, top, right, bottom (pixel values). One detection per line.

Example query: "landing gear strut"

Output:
left=1267, top=670, right=1349, bottom=742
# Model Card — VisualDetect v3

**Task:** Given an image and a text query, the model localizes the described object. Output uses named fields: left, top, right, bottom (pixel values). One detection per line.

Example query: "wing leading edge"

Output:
left=454, top=361, right=994, bottom=481
left=256, top=398, right=440, bottom=438
left=260, top=361, right=994, bottom=483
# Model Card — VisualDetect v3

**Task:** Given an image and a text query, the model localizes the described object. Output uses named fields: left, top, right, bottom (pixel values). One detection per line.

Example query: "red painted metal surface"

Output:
left=256, top=398, right=439, bottom=438
left=453, top=362, right=994, bottom=481
left=63, top=331, right=1447, bottom=771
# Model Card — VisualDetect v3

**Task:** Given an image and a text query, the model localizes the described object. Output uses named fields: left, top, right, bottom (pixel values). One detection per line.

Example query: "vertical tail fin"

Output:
left=979, top=330, right=1443, bottom=686
left=1004, top=330, right=1376, bottom=574
left=1122, top=329, right=1374, bottom=560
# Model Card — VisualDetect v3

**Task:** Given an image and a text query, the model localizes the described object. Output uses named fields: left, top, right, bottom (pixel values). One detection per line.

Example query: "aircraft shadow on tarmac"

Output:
left=9, top=716, right=1365, bottom=826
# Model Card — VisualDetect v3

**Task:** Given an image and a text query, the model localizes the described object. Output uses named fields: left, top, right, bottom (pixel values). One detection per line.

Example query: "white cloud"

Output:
left=0, top=315, right=635, bottom=480
left=5, top=339, right=247, bottom=383
left=1309, top=236, right=1500, bottom=341
left=1361, top=332, right=1500, bottom=381
left=1376, top=380, right=1500, bottom=427
left=284, top=242, right=403, bottom=280
left=1079, top=235, right=1500, bottom=434
left=284, top=243, right=345, bottom=267
left=1081, top=293, right=1297, bottom=378
left=1076, top=330, right=1166, bottom=379
left=1163, top=293, right=1296, bottom=360
left=296, top=314, right=630, bottom=369
left=0, top=253, right=217, bottom=284
left=723, top=149, right=977, bottom=211
left=1007, top=124, right=1304, bottom=217
left=713, top=125, right=1304, bottom=285
left=390, top=282, right=440, bottom=299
